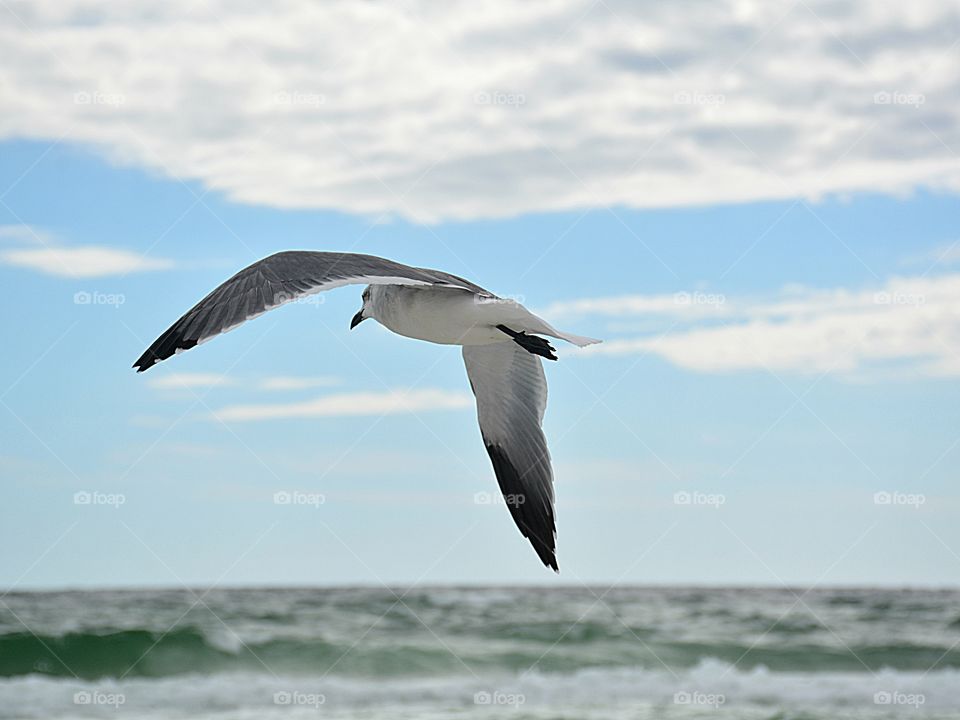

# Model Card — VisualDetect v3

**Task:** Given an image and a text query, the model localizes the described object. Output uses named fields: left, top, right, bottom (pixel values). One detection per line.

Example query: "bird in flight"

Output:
left=133, top=251, right=600, bottom=571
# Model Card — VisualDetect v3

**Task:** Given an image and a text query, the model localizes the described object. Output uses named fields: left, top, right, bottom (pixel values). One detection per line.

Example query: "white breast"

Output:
left=371, top=286, right=507, bottom=346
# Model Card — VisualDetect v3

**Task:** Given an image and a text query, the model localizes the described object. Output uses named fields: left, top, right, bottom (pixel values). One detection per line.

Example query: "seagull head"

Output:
left=350, top=286, right=372, bottom=329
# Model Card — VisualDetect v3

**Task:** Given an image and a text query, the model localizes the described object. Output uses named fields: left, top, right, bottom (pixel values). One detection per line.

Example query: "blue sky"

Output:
left=1, top=1, right=959, bottom=588
left=2, top=141, right=958, bottom=588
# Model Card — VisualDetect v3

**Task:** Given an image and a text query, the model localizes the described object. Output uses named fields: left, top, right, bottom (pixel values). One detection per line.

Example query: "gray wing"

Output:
left=462, top=342, right=557, bottom=571
left=134, top=251, right=490, bottom=372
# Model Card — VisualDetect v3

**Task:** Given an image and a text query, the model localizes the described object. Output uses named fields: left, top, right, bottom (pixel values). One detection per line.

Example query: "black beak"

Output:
left=350, top=309, right=366, bottom=330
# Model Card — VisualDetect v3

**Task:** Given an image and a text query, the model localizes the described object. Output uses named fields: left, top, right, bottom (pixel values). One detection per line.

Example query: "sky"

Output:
left=1, top=0, right=959, bottom=589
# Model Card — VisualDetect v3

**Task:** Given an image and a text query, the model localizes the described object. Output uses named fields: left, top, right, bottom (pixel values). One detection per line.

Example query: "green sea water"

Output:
left=1, top=586, right=958, bottom=718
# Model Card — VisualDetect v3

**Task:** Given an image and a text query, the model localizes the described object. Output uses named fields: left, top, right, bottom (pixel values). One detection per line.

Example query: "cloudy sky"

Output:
left=1, top=0, right=959, bottom=588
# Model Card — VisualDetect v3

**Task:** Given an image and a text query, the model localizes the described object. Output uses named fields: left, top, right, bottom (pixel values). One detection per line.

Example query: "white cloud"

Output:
left=543, top=291, right=731, bottom=319
left=0, top=244, right=172, bottom=277
left=0, top=1, right=957, bottom=221
left=576, top=274, right=960, bottom=378
left=0, top=225, right=51, bottom=243
left=213, top=388, right=473, bottom=421
left=147, top=373, right=234, bottom=390
left=147, top=373, right=341, bottom=392
left=257, top=376, right=340, bottom=391
left=905, top=241, right=960, bottom=269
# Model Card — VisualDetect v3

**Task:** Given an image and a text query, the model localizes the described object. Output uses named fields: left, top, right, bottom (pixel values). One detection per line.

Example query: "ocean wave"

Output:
left=2, top=660, right=959, bottom=719
left=0, top=627, right=464, bottom=679
left=3, top=625, right=959, bottom=679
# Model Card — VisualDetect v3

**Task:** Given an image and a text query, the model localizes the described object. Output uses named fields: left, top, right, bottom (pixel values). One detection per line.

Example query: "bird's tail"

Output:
left=499, top=303, right=602, bottom=348
left=550, top=330, right=602, bottom=347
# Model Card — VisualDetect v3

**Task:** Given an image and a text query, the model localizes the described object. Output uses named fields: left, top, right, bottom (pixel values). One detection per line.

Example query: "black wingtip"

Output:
left=132, top=348, right=162, bottom=373
left=526, top=536, right=558, bottom=571
left=531, top=527, right=559, bottom=572
left=132, top=334, right=198, bottom=374
left=485, top=443, right=558, bottom=572
left=540, top=547, right=560, bottom=573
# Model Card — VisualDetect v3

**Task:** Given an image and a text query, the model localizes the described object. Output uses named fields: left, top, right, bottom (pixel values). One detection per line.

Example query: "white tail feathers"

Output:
left=511, top=306, right=601, bottom=348
left=553, top=331, right=602, bottom=347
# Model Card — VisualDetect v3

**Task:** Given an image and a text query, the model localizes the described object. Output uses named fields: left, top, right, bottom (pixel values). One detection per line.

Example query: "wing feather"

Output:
left=133, top=251, right=489, bottom=371
left=462, top=342, right=557, bottom=571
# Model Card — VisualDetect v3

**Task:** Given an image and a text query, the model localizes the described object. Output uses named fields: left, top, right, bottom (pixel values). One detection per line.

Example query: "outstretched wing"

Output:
left=462, top=342, right=557, bottom=571
left=133, top=251, right=489, bottom=372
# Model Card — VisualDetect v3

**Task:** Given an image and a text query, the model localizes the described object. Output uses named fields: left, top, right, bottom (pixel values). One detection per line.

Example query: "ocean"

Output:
left=1, top=586, right=958, bottom=719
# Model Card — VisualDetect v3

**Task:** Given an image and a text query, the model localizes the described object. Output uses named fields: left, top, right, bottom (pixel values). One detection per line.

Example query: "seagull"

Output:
left=133, top=251, right=600, bottom=571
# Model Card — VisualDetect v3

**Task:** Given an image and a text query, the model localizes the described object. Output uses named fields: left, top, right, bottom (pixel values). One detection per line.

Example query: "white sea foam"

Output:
left=2, top=660, right=958, bottom=719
